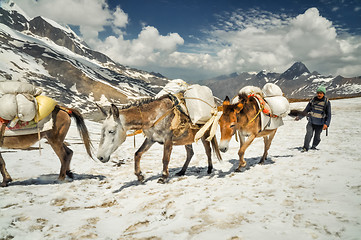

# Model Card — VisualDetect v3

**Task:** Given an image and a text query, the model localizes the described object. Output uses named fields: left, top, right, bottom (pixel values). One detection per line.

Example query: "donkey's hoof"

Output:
left=136, top=174, right=145, bottom=183
left=1, top=178, right=12, bottom=187
left=207, top=167, right=213, bottom=174
left=157, top=177, right=168, bottom=184
left=66, top=170, right=74, bottom=179
left=176, top=171, right=185, bottom=176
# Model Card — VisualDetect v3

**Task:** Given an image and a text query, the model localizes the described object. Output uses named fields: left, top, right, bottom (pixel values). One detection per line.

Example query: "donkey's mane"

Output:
left=237, top=92, right=258, bottom=112
left=118, top=94, right=169, bottom=110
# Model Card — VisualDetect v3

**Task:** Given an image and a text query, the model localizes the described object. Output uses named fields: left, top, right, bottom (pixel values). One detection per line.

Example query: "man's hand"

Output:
left=323, top=124, right=328, bottom=130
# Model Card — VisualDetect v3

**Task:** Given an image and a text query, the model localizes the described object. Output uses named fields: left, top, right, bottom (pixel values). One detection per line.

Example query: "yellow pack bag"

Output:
left=34, top=95, right=58, bottom=122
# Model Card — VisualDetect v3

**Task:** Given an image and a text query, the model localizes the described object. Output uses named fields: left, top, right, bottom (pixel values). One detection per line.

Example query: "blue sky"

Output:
left=13, top=0, right=361, bottom=80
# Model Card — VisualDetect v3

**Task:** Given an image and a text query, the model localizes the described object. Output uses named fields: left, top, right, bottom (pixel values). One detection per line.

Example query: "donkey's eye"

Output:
left=230, top=124, right=236, bottom=128
left=108, top=130, right=116, bottom=134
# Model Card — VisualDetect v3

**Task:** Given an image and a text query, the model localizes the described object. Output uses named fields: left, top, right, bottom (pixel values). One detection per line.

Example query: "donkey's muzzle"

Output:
left=219, top=140, right=230, bottom=153
left=220, top=146, right=228, bottom=153
left=97, top=156, right=110, bottom=163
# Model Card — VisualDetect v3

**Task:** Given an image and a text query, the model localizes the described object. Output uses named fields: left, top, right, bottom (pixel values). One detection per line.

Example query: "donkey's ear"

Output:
left=96, top=103, right=107, bottom=116
left=235, top=102, right=244, bottom=113
left=223, top=96, right=230, bottom=105
left=110, top=104, right=120, bottom=119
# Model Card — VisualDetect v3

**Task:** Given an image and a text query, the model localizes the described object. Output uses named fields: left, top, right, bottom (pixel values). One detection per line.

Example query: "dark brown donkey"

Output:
left=97, top=95, right=221, bottom=183
left=0, top=106, right=93, bottom=187
left=218, top=94, right=277, bottom=172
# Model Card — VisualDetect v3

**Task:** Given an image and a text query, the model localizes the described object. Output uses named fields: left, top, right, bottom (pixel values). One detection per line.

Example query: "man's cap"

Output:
left=317, top=86, right=326, bottom=94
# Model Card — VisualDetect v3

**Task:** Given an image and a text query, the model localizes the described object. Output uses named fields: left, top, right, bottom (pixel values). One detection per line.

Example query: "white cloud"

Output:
left=96, top=26, right=184, bottom=66
left=169, top=7, right=361, bottom=78
left=14, top=0, right=126, bottom=41
left=15, top=0, right=111, bottom=28
left=112, top=6, right=128, bottom=28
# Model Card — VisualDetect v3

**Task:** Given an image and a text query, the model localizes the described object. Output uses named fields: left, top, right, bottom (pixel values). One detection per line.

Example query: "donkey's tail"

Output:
left=210, top=136, right=222, bottom=162
left=59, top=106, right=94, bottom=159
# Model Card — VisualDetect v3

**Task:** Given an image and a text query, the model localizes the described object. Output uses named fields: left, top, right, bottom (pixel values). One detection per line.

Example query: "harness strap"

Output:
left=150, top=105, right=177, bottom=128
left=247, top=104, right=263, bottom=125
left=127, top=129, right=143, bottom=137
left=149, top=93, right=188, bottom=128
left=59, top=106, right=72, bottom=115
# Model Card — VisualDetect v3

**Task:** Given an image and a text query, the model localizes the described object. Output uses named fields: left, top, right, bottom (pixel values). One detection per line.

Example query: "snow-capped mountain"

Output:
left=200, top=62, right=361, bottom=100
left=0, top=1, right=169, bottom=116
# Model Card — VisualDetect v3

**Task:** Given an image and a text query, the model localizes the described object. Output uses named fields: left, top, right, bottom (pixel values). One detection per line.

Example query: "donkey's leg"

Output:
left=63, top=144, right=74, bottom=178
left=177, top=144, right=194, bottom=176
left=260, top=136, right=269, bottom=165
left=260, top=130, right=277, bottom=164
left=236, top=134, right=257, bottom=172
left=0, top=153, right=12, bottom=187
left=48, top=140, right=73, bottom=181
left=238, top=130, right=245, bottom=147
left=201, top=137, right=213, bottom=174
left=134, top=138, right=154, bottom=182
left=0, top=125, right=11, bottom=187
left=158, top=139, right=173, bottom=184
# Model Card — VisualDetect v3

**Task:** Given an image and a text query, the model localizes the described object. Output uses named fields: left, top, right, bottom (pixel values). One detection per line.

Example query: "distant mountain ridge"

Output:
left=0, top=1, right=169, bottom=116
left=199, top=62, right=361, bottom=99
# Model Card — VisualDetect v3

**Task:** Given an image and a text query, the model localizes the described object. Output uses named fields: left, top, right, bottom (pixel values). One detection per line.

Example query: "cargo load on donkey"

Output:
left=155, top=80, right=220, bottom=141
left=0, top=81, right=57, bottom=136
left=235, top=83, right=290, bottom=130
left=0, top=81, right=93, bottom=187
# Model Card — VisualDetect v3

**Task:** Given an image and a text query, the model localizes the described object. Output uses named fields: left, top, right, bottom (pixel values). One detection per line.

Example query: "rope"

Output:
left=150, top=105, right=177, bottom=128
left=37, top=123, right=42, bottom=155
left=182, top=96, right=217, bottom=109
left=194, top=110, right=222, bottom=142
left=246, top=104, right=263, bottom=126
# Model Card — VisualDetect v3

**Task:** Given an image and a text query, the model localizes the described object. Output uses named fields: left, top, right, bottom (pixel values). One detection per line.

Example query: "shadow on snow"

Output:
left=7, top=173, right=106, bottom=187
left=113, top=155, right=293, bottom=193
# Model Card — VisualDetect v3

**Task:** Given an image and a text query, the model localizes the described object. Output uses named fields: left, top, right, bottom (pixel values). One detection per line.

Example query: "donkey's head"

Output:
left=219, top=96, right=244, bottom=153
left=97, top=104, right=127, bottom=163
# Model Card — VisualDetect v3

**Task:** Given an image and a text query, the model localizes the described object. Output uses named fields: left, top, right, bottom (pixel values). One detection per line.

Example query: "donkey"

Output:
left=219, top=94, right=277, bottom=172
left=0, top=105, right=93, bottom=187
left=97, top=95, right=221, bottom=183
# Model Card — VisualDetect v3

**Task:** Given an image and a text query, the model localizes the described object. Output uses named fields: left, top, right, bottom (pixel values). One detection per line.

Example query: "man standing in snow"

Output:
left=295, top=86, right=331, bottom=152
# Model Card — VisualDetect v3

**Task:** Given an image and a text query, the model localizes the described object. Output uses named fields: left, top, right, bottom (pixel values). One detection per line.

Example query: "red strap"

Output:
left=60, top=106, right=72, bottom=115
left=0, top=117, right=9, bottom=125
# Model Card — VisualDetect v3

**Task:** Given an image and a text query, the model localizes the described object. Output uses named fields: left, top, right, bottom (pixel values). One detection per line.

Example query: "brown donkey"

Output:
left=97, top=95, right=221, bottom=183
left=218, top=94, right=277, bottom=172
left=0, top=106, right=93, bottom=187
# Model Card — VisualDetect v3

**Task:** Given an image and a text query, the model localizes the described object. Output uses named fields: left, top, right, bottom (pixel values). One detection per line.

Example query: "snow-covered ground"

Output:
left=1, top=97, right=361, bottom=240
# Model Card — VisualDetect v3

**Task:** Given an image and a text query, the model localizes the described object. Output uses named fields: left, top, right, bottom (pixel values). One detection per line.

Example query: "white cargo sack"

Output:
left=239, top=86, right=263, bottom=97
left=16, top=94, right=37, bottom=121
left=0, top=81, right=40, bottom=121
left=262, top=83, right=283, bottom=97
left=262, top=83, right=289, bottom=117
left=0, top=94, right=17, bottom=120
left=264, top=96, right=290, bottom=117
left=184, top=84, right=216, bottom=124
left=0, top=81, right=41, bottom=95
left=155, top=79, right=188, bottom=98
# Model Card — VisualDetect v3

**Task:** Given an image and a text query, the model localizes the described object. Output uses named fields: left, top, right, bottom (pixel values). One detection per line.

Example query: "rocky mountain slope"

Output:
left=0, top=1, right=169, bottom=115
left=199, top=62, right=361, bottom=100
